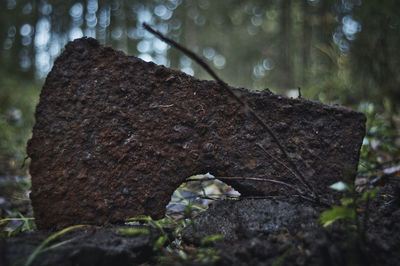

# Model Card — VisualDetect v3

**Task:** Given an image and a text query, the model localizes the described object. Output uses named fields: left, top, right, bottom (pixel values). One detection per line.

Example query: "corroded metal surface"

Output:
left=27, top=38, right=366, bottom=229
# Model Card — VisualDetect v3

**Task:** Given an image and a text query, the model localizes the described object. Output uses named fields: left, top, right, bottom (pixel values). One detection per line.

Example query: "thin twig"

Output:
left=184, top=176, right=305, bottom=195
left=143, top=23, right=317, bottom=198
left=239, top=194, right=331, bottom=207
left=357, top=158, right=400, bottom=176
left=256, top=143, right=299, bottom=183
left=294, top=194, right=331, bottom=207
left=20, top=155, right=29, bottom=169
left=173, top=195, right=237, bottom=202
left=179, top=178, right=330, bottom=207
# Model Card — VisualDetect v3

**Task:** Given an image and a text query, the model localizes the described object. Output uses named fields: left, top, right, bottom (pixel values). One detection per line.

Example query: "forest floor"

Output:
left=1, top=171, right=399, bottom=266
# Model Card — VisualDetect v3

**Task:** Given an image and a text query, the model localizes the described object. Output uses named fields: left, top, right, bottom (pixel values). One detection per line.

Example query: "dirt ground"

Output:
left=181, top=182, right=400, bottom=266
left=1, top=180, right=399, bottom=266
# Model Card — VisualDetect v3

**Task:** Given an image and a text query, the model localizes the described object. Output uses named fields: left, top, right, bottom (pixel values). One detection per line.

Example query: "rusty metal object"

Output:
left=27, top=38, right=366, bottom=229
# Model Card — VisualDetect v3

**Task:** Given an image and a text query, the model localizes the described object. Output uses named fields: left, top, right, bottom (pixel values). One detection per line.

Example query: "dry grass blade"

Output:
left=24, top=224, right=90, bottom=266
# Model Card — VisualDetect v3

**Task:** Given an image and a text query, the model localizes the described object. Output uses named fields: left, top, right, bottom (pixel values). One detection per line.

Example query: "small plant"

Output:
left=319, top=177, right=380, bottom=264
left=318, top=179, right=380, bottom=266
left=320, top=181, right=379, bottom=231
left=118, top=173, right=228, bottom=264
left=358, top=102, right=400, bottom=175
left=122, top=201, right=223, bottom=264
left=122, top=215, right=173, bottom=252
left=0, top=212, right=35, bottom=237
left=23, top=224, right=90, bottom=266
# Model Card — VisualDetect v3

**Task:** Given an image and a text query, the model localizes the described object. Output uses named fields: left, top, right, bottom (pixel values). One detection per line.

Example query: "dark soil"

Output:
left=183, top=183, right=400, bottom=266
left=1, top=226, right=155, bottom=266
left=2, top=182, right=399, bottom=266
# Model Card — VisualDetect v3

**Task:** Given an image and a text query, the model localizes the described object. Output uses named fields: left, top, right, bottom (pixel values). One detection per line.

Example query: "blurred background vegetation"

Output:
left=0, top=0, right=399, bottom=177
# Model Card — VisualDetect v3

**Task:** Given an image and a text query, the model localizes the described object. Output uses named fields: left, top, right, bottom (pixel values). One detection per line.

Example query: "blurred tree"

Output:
left=278, top=0, right=293, bottom=88
left=351, top=1, right=400, bottom=113
left=1, top=0, right=400, bottom=172
left=1, top=0, right=349, bottom=92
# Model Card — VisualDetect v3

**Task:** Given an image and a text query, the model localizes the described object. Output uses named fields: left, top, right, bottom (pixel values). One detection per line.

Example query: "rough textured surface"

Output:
left=3, top=185, right=399, bottom=266
left=27, top=37, right=366, bottom=229
left=182, top=190, right=400, bottom=266
left=182, top=198, right=319, bottom=242
left=1, top=226, right=155, bottom=266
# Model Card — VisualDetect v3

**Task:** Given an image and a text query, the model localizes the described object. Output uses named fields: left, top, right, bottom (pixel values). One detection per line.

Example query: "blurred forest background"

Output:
left=1, top=0, right=400, bottom=177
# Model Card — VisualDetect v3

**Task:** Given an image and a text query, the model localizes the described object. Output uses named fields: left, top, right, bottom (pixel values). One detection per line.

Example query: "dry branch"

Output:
left=183, top=176, right=329, bottom=206
left=143, top=23, right=318, bottom=199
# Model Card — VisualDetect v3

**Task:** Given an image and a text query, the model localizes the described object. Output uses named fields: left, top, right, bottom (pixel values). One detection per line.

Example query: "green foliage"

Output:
left=0, top=177, right=33, bottom=236
left=358, top=103, right=400, bottom=172
left=0, top=176, right=31, bottom=213
left=179, top=246, right=221, bottom=265
left=154, top=234, right=169, bottom=251
left=126, top=215, right=171, bottom=236
left=319, top=205, right=356, bottom=227
left=0, top=212, right=35, bottom=237
left=272, top=249, right=291, bottom=266
left=116, top=227, right=150, bottom=236
left=319, top=182, right=379, bottom=228
left=125, top=204, right=223, bottom=264
left=120, top=177, right=231, bottom=264
left=0, top=73, right=40, bottom=173
left=360, top=188, right=379, bottom=201
left=125, top=215, right=174, bottom=253
left=319, top=180, right=381, bottom=265
left=200, top=234, right=223, bottom=246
